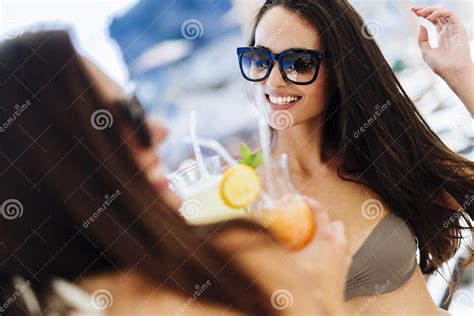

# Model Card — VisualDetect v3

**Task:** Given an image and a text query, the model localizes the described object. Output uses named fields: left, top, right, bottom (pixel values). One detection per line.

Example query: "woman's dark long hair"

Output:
left=250, top=0, right=474, bottom=275
left=0, top=30, right=274, bottom=315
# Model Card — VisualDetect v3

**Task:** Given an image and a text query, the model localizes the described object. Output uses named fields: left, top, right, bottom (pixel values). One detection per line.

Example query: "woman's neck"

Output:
left=273, top=116, right=329, bottom=177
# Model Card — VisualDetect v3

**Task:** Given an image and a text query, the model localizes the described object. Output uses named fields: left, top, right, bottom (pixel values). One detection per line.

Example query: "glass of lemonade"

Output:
left=168, top=155, right=251, bottom=225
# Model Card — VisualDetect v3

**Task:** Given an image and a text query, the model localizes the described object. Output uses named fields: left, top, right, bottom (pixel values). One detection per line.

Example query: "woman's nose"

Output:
left=266, top=63, right=288, bottom=88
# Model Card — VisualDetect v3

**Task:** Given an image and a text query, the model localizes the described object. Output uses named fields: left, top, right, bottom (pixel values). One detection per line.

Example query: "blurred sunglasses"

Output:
left=117, top=94, right=151, bottom=148
left=237, top=46, right=330, bottom=85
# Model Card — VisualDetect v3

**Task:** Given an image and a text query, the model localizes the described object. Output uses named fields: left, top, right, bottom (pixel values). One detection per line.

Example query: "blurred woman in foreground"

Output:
left=0, top=30, right=350, bottom=315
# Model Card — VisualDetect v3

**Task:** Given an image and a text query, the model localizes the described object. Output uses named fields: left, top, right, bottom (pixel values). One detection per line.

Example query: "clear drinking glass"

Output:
left=252, top=154, right=315, bottom=250
left=168, top=155, right=251, bottom=225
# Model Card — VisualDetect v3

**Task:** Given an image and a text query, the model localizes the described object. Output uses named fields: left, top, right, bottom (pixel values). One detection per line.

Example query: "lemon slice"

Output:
left=220, top=164, right=261, bottom=209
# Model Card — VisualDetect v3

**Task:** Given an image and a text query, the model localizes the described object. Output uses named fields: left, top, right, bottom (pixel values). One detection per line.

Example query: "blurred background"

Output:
left=1, top=0, right=472, bottom=314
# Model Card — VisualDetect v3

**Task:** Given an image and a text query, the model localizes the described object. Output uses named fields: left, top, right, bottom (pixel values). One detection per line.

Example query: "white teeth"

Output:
left=269, top=95, right=299, bottom=105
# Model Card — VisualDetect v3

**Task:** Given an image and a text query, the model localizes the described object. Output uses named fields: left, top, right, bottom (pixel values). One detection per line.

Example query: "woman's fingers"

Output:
left=412, top=7, right=461, bottom=26
left=302, top=196, right=322, bottom=212
left=426, top=9, right=456, bottom=24
left=412, top=6, right=466, bottom=43
left=418, top=25, right=432, bottom=54
left=302, top=196, right=325, bottom=222
left=303, top=196, right=331, bottom=238
left=435, top=19, right=442, bottom=33
left=412, top=6, right=441, bottom=17
left=303, top=196, right=348, bottom=249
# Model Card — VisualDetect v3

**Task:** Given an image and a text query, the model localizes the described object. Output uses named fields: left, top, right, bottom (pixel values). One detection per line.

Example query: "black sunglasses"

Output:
left=117, top=94, right=151, bottom=148
left=237, top=46, right=330, bottom=85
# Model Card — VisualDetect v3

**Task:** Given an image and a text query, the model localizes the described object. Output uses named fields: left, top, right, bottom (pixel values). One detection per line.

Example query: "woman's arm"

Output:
left=212, top=197, right=351, bottom=315
left=412, top=6, right=474, bottom=116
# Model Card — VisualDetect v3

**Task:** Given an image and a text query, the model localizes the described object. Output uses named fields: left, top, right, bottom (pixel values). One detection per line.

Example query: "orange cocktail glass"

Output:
left=251, top=154, right=316, bottom=250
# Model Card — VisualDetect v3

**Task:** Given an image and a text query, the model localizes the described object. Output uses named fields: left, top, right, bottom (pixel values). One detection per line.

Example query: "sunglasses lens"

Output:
left=240, top=49, right=270, bottom=81
left=121, top=96, right=151, bottom=147
left=281, top=52, right=318, bottom=83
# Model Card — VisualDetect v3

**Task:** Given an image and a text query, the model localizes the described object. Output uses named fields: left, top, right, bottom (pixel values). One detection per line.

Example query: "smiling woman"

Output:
left=245, top=5, right=336, bottom=130
left=240, top=0, right=473, bottom=314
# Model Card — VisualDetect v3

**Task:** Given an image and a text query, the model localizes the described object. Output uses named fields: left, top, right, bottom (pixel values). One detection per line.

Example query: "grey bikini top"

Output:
left=345, top=212, right=418, bottom=301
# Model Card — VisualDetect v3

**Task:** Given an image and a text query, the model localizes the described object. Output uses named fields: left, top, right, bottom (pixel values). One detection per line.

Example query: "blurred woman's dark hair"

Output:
left=250, top=0, right=474, bottom=276
left=0, top=30, right=274, bottom=315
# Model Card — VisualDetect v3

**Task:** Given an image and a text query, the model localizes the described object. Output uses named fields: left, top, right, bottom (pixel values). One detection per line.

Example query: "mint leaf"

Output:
left=239, top=142, right=263, bottom=169
left=240, top=143, right=252, bottom=161
left=247, top=159, right=259, bottom=169
left=251, top=153, right=263, bottom=169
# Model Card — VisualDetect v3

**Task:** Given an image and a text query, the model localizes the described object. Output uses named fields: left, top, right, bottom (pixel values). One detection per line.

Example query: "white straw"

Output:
left=184, top=137, right=238, bottom=167
left=190, top=111, right=209, bottom=179
left=255, top=86, right=274, bottom=197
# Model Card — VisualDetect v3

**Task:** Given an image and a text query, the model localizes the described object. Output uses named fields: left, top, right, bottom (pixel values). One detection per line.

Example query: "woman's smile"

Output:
left=265, top=91, right=303, bottom=110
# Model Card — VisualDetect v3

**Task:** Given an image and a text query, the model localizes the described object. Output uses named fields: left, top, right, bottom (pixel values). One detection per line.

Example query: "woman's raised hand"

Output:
left=412, top=6, right=474, bottom=115
left=412, top=6, right=472, bottom=79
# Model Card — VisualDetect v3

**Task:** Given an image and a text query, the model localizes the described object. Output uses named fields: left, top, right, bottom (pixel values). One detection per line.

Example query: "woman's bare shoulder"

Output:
left=78, top=270, right=236, bottom=315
